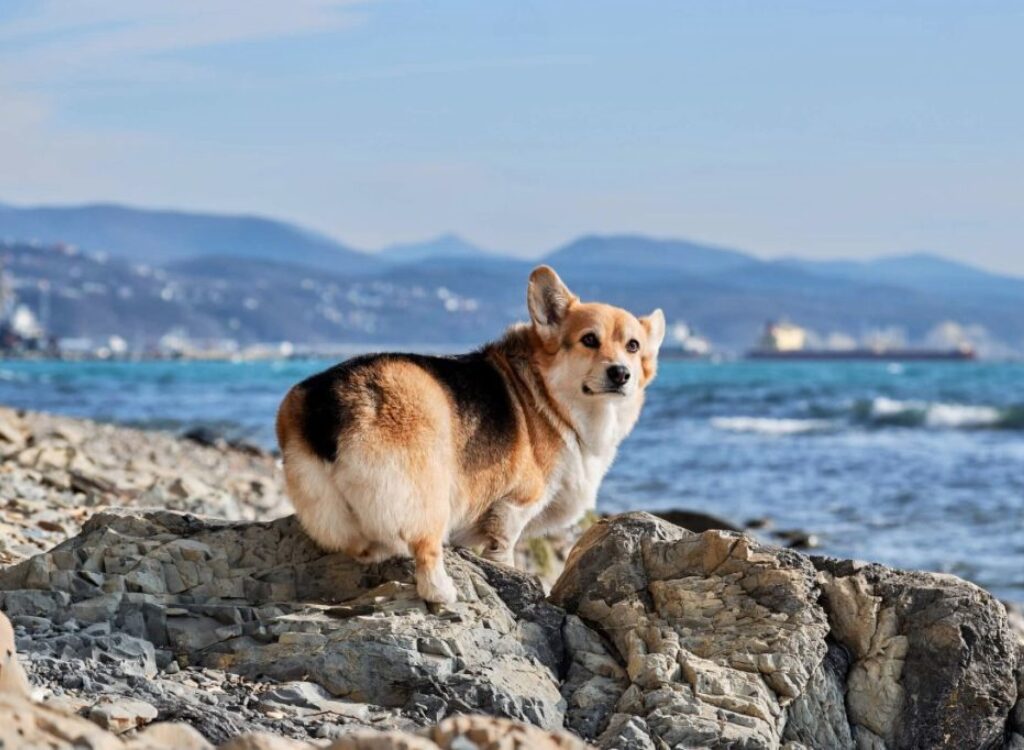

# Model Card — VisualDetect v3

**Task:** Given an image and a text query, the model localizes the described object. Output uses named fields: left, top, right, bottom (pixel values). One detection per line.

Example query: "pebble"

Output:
left=774, top=529, right=822, bottom=549
left=88, top=697, right=159, bottom=733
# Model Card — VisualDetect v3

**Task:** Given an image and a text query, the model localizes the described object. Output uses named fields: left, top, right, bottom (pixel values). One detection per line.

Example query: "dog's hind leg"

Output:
left=479, top=500, right=540, bottom=569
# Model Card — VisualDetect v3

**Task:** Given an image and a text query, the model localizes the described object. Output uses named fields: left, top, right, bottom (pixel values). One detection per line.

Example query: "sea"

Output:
left=1, top=357, right=1022, bottom=603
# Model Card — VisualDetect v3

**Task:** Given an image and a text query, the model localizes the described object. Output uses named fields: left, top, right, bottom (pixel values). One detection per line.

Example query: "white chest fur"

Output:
left=528, top=398, right=639, bottom=534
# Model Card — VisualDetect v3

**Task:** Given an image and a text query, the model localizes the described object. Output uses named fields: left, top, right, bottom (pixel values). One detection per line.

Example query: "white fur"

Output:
left=524, top=356, right=643, bottom=537
left=283, top=441, right=458, bottom=603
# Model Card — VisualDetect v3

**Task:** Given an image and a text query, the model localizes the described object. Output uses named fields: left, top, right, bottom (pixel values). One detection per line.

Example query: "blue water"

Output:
left=1, top=358, right=1022, bottom=602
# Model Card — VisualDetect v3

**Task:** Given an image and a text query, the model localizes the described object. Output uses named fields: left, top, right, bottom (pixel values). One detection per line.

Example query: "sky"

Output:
left=0, top=0, right=1021, bottom=273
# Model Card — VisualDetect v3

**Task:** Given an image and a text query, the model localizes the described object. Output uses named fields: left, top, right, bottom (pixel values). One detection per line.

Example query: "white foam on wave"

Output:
left=870, top=396, right=914, bottom=418
left=710, top=416, right=836, bottom=435
left=923, top=403, right=1002, bottom=428
left=868, top=397, right=1002, bottom=428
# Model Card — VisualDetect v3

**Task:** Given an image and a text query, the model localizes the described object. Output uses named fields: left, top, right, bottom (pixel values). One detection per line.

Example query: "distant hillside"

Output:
left=544, top=234, right=754, bottom=279
left=377, top=233, right=502, bottom=263
left=0, top=243, right=522, bottom=346
left=783, top=253, right=1024, bottom=298
left=0, top=203, right=381, bottom=276
left=0, top=202, right=1021, bottom=354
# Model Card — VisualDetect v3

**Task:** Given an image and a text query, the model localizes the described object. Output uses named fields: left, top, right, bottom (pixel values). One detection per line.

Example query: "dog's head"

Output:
left=527, top=265, right=665, bottom=407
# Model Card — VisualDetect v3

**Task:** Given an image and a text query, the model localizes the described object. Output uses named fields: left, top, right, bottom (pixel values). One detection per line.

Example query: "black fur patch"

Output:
left=296, top=361, right=351, bottom=462
left=296, top=351, right=516, bottom=465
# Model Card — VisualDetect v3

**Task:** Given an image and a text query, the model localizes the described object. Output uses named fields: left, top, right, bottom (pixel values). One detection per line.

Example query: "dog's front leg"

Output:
left=479, top=500, right=537, bottom=568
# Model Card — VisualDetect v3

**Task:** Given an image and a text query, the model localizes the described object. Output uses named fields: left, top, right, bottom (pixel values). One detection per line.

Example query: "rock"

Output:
left=0, top=509, right=568, bottom=737
left=419, top=714, right=592, bottom=749
left=744, top=516, right=774, bottom=531
left=182, top=426, right=227, bottom=449
left=552, top=512, right=830, bottom=748
left=166, top=475, right=214, bottom=500
left=16, top=442, right=98, bottom=475
left=782, top=641, right=854, bottom=748
left=595, top=714, right=656, bottom=750
left=2, top=686, right=579, bottom=750
left=773, top=529, right=821, bottom=549
left=0, top=407, right=29, bottom=449
left=516, top=508, right=743, bottom=588
left=559, top=615, right=627, bottom=739
left=260, top=681, right=373, bottom=721
left=329, top=715, right=592, bottom=749
left=127, top=722, right=215, bottom=749
left=0, top=588, right=71, bottom=618
left=0, top=691, right=124, bottom=750
left=1013, top=656, right=1024, bottom=738
left=651, top=509, right=741, bottom=533
left=328, top=732, right=437, bottom=750
left=89, top=696, right=160, bottom=733
left=219, top=734, right=311, bottom=750
left=815, top=557, right=1019, bottom=749
left=550, top=512, right=1021, bottom=750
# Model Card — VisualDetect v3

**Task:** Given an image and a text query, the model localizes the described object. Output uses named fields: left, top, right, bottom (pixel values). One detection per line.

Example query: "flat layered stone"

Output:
left=1, top=509, right=569, bottom=735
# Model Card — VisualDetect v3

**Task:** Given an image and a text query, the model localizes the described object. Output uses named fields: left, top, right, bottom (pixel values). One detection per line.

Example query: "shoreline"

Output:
left=0, top=406, right=288, bottom=568
left=3, top=401, right=1023, bottom=588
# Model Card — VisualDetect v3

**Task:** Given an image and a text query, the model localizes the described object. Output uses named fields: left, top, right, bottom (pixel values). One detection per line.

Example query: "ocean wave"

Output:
left=0, top=369, right=29, bottom=382
left=710, top=399, right=1024, bottom=435
left=856, top=397, right=1024, bottom=430
left=710, top=417, right=837, bottom=435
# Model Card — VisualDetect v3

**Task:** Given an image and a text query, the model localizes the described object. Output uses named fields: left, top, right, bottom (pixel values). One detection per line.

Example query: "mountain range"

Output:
left=0, top=202, right=381, bottom=275
left=1, top=202, right=1021, bottom=354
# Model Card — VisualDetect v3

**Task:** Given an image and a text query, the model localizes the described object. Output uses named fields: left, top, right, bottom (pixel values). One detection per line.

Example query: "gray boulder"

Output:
left=550, top=512, right=1021, bottom=750
left=815, top=557, right=1019, bottom=749
left=0, top=509, right=568, bottom=736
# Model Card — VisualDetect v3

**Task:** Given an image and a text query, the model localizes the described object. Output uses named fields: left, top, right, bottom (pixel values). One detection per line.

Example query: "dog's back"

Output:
left=278, top=352, right=516, bottom=464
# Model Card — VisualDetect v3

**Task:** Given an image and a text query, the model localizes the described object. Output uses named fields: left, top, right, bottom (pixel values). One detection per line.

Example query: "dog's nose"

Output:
left=606, top=364, right=630, bottom=386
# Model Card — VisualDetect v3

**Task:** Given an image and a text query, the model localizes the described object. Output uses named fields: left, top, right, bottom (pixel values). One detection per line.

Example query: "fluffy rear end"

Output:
left=276, top=359, right=459, bottom=602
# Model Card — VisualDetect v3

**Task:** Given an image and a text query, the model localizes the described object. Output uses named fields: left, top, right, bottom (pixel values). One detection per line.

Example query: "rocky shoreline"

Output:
left=1, top=408, right=1023, bottom=749
left=0, top=407, right=290, bottom=568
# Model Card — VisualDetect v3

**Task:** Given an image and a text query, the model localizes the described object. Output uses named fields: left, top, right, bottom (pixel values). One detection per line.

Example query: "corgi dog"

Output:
left=276, top=266, right=664, bottom=603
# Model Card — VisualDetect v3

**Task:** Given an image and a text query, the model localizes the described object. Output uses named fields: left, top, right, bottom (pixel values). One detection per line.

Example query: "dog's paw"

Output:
left=482, top=546, right=516, bottom=568
left=417, top=571, right=458, bottom=605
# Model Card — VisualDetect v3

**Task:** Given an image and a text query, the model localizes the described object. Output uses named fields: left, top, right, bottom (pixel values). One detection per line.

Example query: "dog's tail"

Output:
left=275, top=385, right=305, bottom=460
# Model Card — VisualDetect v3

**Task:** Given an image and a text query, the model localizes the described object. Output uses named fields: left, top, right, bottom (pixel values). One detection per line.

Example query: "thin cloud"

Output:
left=0, top=0, right=373, bottom=85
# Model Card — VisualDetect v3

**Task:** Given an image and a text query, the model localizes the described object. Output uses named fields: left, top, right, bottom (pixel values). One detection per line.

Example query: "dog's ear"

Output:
left=527, top=266, right=577, bottom=337
left=641, top=309, right=666, bottom=353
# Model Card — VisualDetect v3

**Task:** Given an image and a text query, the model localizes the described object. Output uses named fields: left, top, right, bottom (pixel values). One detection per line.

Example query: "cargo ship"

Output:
left=746, top=321, right=976, bottom=361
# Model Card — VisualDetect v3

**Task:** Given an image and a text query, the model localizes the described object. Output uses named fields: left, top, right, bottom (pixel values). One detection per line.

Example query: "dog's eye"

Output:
left=580, top=333, right=599, bottom=348
left=626, top=339, right=640, bottom=353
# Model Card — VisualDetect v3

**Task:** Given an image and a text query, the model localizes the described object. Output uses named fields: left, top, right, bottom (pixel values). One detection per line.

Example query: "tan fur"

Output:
left=276, top=266, right=664, bottom=603
left=0, top=612, right=31, bottom=698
